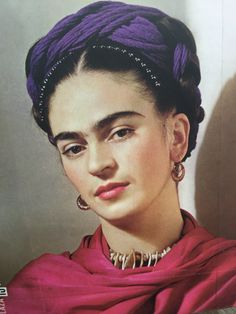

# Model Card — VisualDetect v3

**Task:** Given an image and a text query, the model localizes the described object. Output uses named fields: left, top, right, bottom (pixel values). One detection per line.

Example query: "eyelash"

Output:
left=61, top=127, right=134, bottom=158
left=62, top=144, right=86, bottom=158
left=108, top=127, right=134, bottom=141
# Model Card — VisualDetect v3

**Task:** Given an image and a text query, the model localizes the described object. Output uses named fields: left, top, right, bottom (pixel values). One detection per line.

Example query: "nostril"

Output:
left=88, top=154, right=117, bottom=177
left=89, top=162, right=117, bottom=178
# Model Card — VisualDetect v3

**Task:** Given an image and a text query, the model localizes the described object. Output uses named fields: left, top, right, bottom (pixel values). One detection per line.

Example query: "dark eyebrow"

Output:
left=49, top=132, right=81, bottom=146
left=93, top=110, right=144, bottom=131
left=51, top=111, right=144, bottom=145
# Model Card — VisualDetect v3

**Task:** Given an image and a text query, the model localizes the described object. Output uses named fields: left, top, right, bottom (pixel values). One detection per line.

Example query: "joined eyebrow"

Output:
left=50, top=132, right=82, bottom=146
left=93, top=111, right=144, bottom=130
left=51, top=110, right=144, bottom=145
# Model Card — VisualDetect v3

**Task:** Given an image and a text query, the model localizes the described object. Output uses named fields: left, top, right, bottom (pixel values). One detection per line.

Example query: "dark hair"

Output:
left=25, top=5, right=204, bottom=160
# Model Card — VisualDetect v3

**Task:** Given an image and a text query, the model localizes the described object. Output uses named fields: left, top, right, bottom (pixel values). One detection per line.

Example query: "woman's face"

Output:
left=49, top=70, right=182, bottom=223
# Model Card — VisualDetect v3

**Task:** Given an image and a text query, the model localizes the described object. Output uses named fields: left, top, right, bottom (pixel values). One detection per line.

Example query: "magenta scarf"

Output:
left=6, top=211, right=236, bottom=313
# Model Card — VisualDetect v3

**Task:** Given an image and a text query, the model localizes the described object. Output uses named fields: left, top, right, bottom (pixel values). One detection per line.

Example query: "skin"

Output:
left=49, top=68, right=190, bottom=254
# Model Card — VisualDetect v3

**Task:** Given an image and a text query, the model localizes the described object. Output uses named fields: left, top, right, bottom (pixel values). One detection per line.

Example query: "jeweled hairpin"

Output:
left=38, top=52, right=73, bottom=122
left=92, top=44, right=161, bottom=88
left=38, top=45, right=161, bottom=123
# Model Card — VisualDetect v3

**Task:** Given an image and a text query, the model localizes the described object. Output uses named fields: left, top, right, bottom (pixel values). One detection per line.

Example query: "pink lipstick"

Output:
left=95, top=182, right=129, bottom=200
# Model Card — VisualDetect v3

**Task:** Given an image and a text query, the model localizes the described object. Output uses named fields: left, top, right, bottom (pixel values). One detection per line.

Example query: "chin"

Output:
left=94, top=197, right=146, bottom=225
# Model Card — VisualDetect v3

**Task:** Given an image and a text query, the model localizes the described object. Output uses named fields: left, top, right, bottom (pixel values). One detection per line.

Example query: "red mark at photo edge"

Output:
left=0, top=299, right=6, bottom=314
left=0, top=286, right=7, bottom=314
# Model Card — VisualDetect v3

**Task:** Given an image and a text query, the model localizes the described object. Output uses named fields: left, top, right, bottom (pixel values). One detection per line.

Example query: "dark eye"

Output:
left=69, top=146, right=83, bottom=154
left=63, top=144, right=86, bottom=157
left=111, top=128, right=133, bottom=141
left=116, top=129, right=131, bottom=137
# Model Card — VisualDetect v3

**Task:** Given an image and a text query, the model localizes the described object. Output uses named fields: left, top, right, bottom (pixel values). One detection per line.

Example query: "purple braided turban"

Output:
left=26, top=1, right=200, bottom=107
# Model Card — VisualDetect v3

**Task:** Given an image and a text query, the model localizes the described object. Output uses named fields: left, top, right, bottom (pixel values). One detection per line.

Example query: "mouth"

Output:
left=95, top=182, right=129, bottom=200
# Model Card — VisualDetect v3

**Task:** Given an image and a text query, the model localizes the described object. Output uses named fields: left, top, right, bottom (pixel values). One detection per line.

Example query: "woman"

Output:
left=6, top=1, right=236, bottom=313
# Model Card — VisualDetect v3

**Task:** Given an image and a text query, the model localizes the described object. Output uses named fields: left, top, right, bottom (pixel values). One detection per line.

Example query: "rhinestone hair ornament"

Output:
left=26, top=1, right=203, bottom=159
left=38, top=52, right=73, bottom=122
left=91, top=44, right=161, bottom=88
left=37, top=45, right=161, bottom=122
left=27, top=1, right=200, bottom=111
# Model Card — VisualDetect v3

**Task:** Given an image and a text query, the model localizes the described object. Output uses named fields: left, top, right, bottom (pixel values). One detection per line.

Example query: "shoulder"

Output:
left=8, top=251, right=72, bottom=288
left=7, top=229, right=99, bottom=289
left=5, top=251, right=79, bottom=313
left=178, top=211, right=236, bottom=278
left=204, top=236, right=236, bottom=271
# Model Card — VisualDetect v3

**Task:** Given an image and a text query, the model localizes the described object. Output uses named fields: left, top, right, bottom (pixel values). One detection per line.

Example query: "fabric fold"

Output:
left=6, top=210, right=236, bottom=313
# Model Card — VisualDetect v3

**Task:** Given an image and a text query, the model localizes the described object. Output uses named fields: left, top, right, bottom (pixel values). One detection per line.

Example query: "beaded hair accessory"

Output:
left=91, top=44, right=161, bottom=88
left=37, top=45, right=161, bottom=123
left=38, top=52, right=73, bottom=122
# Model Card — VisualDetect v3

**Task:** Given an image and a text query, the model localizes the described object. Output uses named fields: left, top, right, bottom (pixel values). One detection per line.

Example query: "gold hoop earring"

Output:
left=171, top=162, right=185, bottom=182
left=76, top=195, right=90, bottom=210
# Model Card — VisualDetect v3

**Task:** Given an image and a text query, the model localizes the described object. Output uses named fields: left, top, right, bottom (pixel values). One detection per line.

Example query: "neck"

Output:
left=100, top=183, right=183, bottom=255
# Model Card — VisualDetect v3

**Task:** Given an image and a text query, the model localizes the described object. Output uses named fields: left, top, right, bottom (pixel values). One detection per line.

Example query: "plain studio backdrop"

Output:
left=0, top=0, right=236, bottom=285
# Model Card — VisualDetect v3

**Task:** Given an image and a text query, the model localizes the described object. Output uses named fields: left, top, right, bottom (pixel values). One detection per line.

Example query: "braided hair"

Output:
left=25, top=1, right=204, bottom=160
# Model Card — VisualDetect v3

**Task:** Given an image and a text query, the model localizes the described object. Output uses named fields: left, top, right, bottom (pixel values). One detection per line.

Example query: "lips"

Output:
left=95, top=182, right=129, bottom=200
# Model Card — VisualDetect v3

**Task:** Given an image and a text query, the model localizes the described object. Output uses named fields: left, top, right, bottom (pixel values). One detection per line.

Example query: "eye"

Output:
left=62, top=144, right=86, bottom=158
left=110, top=128, right=134, bottom=141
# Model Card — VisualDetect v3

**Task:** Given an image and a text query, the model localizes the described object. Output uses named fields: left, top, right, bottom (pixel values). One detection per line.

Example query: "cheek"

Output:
left=118, top=133, right=170, bottom=181
left=62, top=160, right=87, bottom=191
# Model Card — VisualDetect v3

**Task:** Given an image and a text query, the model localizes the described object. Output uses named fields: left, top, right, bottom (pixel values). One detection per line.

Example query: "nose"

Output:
left=87, top=142, right=117, bottom=178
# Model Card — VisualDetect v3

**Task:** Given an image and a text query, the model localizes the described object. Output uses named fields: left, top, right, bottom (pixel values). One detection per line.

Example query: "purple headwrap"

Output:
left=26, top=1, right=203, bottom=159
left=26, top=1, right=199, bottom=107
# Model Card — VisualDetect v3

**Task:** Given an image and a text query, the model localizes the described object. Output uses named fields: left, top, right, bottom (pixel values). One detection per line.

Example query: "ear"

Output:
left=169, top=113, right=190, bottom=162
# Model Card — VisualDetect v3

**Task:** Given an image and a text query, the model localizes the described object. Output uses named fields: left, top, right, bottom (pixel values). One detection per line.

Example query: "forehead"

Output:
left=48, top=70, right=156, bottom=135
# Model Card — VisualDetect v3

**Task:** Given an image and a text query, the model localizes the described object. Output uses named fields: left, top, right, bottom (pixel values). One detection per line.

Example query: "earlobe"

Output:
left=170, top=113, right=190, bottom=162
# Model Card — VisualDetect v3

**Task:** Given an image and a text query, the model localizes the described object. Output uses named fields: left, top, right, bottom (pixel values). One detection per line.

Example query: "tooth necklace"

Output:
left=109, top=246, right=172, bottom=270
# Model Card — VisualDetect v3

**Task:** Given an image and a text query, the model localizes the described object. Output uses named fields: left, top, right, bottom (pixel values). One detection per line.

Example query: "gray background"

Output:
left=1, top=0, right=236, bottom=285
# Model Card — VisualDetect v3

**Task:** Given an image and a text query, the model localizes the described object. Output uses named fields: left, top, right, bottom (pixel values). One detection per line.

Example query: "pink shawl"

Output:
left=6, top=211, right=236, bottom=313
